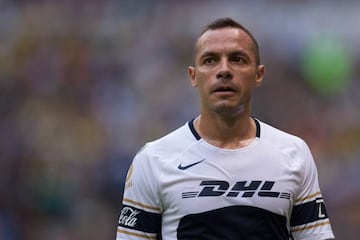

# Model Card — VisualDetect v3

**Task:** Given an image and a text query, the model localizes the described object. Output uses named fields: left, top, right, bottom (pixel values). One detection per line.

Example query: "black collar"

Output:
left=188, top=117, right=261, bottom=140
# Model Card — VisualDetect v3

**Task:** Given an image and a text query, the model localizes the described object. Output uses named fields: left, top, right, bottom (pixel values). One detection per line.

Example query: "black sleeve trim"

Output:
left=290, top=198, right=329, bottom=227
left=118, top=204, right=162, bottom=234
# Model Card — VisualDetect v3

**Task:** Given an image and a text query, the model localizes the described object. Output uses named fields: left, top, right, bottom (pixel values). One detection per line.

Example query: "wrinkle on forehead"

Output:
left=195, top=28, right=255, bottom=63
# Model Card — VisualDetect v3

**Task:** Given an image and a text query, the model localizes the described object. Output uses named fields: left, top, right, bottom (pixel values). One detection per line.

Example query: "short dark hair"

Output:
left=195, top=17, right=260, bottom=65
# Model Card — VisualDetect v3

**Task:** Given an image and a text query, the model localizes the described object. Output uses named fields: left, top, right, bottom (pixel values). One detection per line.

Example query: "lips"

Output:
left=212, top=85, right=237, bottom=93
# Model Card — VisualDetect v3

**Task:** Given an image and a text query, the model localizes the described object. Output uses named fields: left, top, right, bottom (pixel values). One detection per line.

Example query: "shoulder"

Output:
left=258, top=119, right=306, bottom=145
left=257, top=119, right=315, bottom=179
left=257, top=119, right=309, bottom=153
left=135, top=121, right=198, bottom=162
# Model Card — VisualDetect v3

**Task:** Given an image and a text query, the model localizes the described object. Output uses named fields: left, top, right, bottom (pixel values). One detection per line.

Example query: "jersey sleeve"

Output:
left=116, top=145, right=162, bottom=239
left=290, top=141, right=335, bottom=240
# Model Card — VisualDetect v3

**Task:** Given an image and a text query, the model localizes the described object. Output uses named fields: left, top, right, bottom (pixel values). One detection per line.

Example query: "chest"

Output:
left=159, top=142, right=303, bottom=219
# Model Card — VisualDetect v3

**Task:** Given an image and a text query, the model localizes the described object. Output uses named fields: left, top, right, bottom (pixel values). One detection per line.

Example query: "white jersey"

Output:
left=117, top=119, right=335, bottom=240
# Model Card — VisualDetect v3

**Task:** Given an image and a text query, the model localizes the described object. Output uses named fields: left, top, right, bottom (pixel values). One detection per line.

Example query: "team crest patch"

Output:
left=125, top=164, right=133, bottom=189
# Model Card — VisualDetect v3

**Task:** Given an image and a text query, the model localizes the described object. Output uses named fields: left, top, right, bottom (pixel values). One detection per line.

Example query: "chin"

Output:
left=212, top=102, right=246, bottom=115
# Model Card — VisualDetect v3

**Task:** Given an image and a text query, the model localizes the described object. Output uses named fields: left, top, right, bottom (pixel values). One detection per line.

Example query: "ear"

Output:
left=254, top=64, right=265, bottom=87
left=188, top=66, right=198, bottom=87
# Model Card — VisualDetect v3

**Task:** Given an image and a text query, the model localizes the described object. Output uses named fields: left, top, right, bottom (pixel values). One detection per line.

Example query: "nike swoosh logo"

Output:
left=178, top=159, right=205, bottom=170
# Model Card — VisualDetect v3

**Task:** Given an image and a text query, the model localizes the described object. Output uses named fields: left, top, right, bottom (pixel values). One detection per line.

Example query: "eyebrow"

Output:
left=199, top=49, right=251, bottom=60
left=199, top=51, right=217, bottom=59
left=229, top=50, right=251, bottom=59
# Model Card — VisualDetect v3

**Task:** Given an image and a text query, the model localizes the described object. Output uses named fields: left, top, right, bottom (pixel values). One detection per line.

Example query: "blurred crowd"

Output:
left=0, top=0, right=359, bottom=239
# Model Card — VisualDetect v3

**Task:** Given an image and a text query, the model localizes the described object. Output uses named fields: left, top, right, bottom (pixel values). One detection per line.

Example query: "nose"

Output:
left=216, top=59, right=233, bottom=81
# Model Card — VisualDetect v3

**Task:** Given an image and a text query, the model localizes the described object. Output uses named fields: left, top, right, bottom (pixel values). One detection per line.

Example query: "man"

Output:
left=116, top=18, right=335, bottom=239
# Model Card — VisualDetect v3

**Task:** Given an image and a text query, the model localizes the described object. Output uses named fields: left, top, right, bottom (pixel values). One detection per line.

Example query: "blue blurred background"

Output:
left=0, top=0, right=359, bottom=239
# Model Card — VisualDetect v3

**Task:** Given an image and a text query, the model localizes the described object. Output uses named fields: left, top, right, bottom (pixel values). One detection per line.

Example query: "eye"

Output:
left=231, top=56, right=246, bottom=63
left=203, top=57, right=215, bottom=65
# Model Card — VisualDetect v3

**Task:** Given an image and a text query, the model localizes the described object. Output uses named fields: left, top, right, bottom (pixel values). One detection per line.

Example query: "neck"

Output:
left=195, top=110, right=256, bottom=149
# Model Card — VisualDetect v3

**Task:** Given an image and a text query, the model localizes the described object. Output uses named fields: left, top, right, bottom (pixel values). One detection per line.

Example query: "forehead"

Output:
left=196, top=27, right=254, bottom=57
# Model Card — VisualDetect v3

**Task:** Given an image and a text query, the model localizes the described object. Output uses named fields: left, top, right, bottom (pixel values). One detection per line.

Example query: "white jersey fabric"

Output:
left=117, top=119, right=335, bottom=240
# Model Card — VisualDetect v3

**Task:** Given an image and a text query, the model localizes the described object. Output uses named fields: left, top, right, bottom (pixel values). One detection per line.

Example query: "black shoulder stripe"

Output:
left=290, top=198, right=329, bottom=227
left=118, top=204, right=162, bottom=234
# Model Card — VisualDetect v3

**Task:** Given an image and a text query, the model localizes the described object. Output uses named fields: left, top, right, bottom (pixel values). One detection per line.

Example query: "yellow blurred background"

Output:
left=0, top=0, right=359, bottom=239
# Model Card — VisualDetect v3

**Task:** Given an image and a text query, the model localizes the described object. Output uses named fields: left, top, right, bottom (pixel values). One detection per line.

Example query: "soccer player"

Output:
left=116, top=17, right=335, bottom=239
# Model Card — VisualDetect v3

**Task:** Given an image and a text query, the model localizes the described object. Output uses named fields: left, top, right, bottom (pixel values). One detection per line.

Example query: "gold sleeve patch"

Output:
left=125, top=164, right=133, bottom=189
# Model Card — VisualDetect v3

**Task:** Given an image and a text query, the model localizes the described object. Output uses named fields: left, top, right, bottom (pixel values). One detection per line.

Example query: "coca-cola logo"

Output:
left=119, top=207, right=140, bottom=227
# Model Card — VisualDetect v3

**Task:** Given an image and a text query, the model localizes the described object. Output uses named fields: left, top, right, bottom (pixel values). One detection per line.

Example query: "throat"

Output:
left=194, top=115, right=257, bottom=149
left=206, top=137, right=256, bottom=149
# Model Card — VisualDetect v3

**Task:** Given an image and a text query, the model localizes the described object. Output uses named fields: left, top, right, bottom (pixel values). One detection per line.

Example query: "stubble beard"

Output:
left=208, top=99, right=249, bottom=118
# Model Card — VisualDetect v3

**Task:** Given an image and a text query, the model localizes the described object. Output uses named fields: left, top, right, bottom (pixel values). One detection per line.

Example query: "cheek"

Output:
left=195, top=80, right=212, bottom=101
left=196, top=81, right=208, bottom=96
left=194, top=71, right=208, bottom=88
left=196, top=68, right=216, bottom=83
left=237, top=71, right=257, bottom=86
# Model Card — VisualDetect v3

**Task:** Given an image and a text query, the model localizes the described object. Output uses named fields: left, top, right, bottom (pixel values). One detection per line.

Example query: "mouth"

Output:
left=212, top=85, right=237, bottom=93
